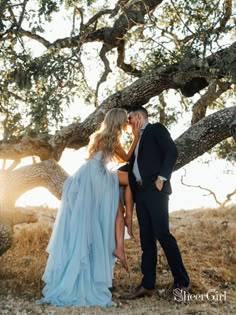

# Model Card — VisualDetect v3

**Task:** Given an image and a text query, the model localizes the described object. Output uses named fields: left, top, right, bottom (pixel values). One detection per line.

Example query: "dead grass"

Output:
left=0, top=205, right=235, bottom=314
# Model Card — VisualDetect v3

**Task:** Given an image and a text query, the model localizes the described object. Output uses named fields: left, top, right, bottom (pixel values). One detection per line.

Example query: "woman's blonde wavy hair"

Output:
left=86, top=108, right=128, bottom=163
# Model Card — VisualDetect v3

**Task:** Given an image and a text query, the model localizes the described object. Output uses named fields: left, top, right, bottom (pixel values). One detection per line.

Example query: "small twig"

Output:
left=16, top=0, right=28, bottom=30
left=84, top=8, right=115, bottom=28
left=221, top=189, right=236, bottom=207
left=181, top=168, right=236, bottom=207
left=181, top=168, right=222, bottom=206
left=191, top=81, right=231, bottom=125
left=75, top=7, right=84, bottom=32
left=117, top=40, right=142, bottom=76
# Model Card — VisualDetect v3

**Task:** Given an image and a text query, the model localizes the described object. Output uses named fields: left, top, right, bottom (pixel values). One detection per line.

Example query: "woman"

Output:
left=38, top=108, right=139, bottom=307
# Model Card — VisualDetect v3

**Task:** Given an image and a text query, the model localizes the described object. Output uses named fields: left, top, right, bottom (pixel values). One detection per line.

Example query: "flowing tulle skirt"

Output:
left=37, top=151, right=119, bottom=306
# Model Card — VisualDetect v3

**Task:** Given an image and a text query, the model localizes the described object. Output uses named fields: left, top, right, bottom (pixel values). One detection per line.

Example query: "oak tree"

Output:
left=0, top=0, right=235, bottom=209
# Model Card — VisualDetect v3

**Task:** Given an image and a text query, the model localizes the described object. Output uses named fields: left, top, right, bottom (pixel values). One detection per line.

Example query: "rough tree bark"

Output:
left=175, top=106, right=236, bottom=170
left=0, top=160, right=68, bottom=208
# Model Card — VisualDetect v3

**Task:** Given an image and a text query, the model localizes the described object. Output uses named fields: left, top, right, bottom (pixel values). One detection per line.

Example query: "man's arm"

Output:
left=152, top=123, right=178, bottom=180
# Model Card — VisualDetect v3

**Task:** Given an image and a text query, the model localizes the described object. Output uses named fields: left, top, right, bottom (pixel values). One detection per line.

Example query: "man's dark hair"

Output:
left=129, top=106, right=148, bottom=119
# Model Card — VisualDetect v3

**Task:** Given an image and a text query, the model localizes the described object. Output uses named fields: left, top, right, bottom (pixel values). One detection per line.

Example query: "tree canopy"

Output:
left=0, top=0, right=235, bottom=207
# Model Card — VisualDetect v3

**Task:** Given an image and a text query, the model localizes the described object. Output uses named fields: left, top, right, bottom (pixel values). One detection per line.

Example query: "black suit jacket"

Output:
left=128, top=123, right=178, bottom=199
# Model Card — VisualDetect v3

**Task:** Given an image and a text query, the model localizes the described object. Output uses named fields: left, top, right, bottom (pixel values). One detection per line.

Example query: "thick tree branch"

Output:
left=191, top=81, right=232, bottom=125
left=0, top=159, right=68, bottom=207
left=175, top=106, right=236, bottom=170
left=54, top=42, right=236, bottom=149
left=95, top=43, right=113, bottom=107
left=0, top=136, right=54, bottom=161
left=84, top=8, right=116, bottom=28
left=110, top=0, right=130, bottom=18
left=117, top=39, right=142, bottom=76
left=16, top=28, right=51, bottom=47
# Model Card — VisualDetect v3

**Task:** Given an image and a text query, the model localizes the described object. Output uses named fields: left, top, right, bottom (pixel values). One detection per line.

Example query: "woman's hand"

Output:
left=131, top=120, right=142, bottom=139
left=115, top=120, right=142, bottom=162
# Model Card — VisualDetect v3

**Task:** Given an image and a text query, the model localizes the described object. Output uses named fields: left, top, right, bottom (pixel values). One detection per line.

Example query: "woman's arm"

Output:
left=115, top=122, right=140, bottom=162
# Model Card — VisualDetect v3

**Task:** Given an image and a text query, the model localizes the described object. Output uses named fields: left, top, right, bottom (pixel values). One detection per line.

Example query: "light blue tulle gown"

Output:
left=38, top=151, right=119, bottom=306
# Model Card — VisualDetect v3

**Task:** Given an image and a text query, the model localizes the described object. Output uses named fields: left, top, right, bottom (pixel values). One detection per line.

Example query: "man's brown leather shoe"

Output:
left=122, top=286, right=155, bottom=300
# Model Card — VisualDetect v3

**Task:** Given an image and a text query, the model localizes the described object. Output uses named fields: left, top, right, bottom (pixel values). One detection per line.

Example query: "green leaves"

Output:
left=38, top=0, right=61, bottom=18
left=0, top=0, right=235, bottom=144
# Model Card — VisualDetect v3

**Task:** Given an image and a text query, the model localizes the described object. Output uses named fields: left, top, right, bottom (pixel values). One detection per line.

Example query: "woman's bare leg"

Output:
left=118, top=170, right=134, bottom=237
left=124, top=184, right=134, bottom=237
left=113, top=200, right=128, bottom=272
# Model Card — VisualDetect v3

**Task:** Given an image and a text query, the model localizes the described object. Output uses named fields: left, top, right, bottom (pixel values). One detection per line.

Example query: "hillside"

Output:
left=0, top=205, right=235, bottom=315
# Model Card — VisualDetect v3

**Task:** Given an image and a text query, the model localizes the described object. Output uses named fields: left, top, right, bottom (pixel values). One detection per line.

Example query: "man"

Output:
left=124, top=106, right=190, bottom=299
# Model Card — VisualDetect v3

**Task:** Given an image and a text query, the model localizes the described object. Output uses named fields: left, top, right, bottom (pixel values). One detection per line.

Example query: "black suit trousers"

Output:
left=135, top=186, right=189, bottom=289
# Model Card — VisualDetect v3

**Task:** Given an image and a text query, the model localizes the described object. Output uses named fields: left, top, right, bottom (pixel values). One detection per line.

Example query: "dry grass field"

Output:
left=0, top=205, right=235, bottom=315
